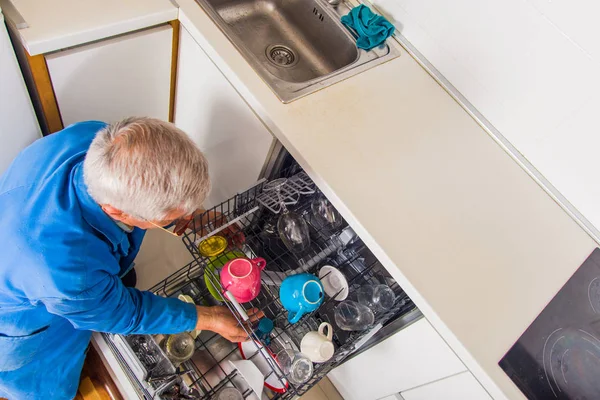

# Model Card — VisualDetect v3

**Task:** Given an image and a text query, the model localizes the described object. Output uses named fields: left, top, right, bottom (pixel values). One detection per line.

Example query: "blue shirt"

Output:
left=0, top=121, right=196, bottom=399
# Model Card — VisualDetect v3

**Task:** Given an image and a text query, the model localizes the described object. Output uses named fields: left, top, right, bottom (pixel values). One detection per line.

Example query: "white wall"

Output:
left=371, top=0, right=600, bottom=234
left=0, top=12, right=41, bottom=174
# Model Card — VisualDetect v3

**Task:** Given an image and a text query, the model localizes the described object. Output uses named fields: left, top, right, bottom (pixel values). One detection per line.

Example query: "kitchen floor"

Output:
left=301, top=378, right=344, bottom=400
left=76, top=347, right=123, bottom=400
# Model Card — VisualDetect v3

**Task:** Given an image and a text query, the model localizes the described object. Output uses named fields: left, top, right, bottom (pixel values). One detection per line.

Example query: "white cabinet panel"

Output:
left=0, top=13, right=40, bottom=174
left=174, top=26, right=274, bottom=208
left=133, top=230, right=193, bottom=290
left=46, top=25, right=172, bottom=126
left=328, top=319, right=466, bottom=400
left=401, top=372, right=491, bottom=400
left=378, top=395, right=404, bottom=400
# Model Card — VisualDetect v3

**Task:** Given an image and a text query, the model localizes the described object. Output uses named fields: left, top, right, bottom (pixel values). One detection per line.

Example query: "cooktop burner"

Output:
left=500, top=248, right=600, bottom=399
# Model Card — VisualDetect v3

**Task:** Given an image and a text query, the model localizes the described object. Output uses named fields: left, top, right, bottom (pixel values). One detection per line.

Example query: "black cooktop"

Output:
left=500, top=248, right=600, bottom=399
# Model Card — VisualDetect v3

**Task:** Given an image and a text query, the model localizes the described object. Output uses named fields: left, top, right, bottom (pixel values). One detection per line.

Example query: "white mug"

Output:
left=300, top=322, right=334, bottom=363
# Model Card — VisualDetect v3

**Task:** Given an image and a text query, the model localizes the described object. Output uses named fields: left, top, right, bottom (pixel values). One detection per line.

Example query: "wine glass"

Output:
left=162, top=332, right=195, bottom=366
left=264, top=178, right=311, bottom=253
left=311, top=194, right=343, bottom=231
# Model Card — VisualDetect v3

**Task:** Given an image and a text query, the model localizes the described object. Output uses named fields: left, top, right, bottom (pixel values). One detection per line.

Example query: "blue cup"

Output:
left=279, top=273, right=324, bottom=324
left=255, top=318, right=274, bottom=344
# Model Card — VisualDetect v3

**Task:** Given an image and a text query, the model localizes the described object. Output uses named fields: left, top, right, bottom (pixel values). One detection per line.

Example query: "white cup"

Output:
left=300, top=322, right=335, bottom=363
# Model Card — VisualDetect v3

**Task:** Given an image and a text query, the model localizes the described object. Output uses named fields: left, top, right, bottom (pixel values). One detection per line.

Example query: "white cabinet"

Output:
left=46, top=24, right=173, bottom=126
left=173, top=26, right=274, bottom=208
left=328, top=319, right=467, bottom=400
left=378, top=395, right=404, bottom=400
left=133, top=26, right=274, bottom=286
left=401, top=372, right=491, bottom=400
left=0, top=12, right=40, bottom=174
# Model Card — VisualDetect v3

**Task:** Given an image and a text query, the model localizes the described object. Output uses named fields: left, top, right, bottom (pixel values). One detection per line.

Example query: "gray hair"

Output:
left=83, top=117, right=210, bottom=221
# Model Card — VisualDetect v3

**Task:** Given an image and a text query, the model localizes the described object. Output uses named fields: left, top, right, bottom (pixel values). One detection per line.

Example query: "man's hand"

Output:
left=195, top=306, right=264, bottom=342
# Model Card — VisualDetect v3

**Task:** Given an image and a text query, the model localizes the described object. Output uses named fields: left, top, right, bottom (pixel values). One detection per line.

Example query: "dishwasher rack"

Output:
left=106, top=171, right=416, bottom=399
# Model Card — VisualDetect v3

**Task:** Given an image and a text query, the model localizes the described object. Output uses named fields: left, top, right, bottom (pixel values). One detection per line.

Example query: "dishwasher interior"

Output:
left=103, top=157, right=418, bottom=399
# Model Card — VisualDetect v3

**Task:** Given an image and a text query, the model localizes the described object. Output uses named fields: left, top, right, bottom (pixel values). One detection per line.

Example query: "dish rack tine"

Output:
left=193, top=205, right=260, bottom=246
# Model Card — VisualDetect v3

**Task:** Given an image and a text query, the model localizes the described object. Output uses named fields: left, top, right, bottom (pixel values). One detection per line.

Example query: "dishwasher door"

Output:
left=103, top=157, right=419, bottom=399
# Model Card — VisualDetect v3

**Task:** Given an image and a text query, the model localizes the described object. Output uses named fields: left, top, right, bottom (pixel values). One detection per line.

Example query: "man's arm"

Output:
left=42, top=270, right=197, bottom=335
left=40, top=256, right=260, bottom=341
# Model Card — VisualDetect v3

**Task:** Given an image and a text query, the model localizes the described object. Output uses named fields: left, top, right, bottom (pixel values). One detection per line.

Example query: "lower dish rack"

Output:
left=104, top=171, right=416, bottom=399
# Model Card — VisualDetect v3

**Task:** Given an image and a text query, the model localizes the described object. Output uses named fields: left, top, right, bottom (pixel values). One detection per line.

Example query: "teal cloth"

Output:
left=341, top=5, right=395, bottom=50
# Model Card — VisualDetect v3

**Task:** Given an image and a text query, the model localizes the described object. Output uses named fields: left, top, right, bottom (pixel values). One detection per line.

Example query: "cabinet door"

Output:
left=173, top=26, right=274, bottom=208
left=401, top=372, right=491, bottom=400
left=328, top=319, right=467, bottom=400
left=378, top=395, right=404, bottom=400
left=46, top=25, right=172, bottom=126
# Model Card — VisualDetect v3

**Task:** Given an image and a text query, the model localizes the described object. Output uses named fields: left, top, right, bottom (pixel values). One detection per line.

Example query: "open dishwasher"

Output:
left=103, top=157, right=420, bottom=399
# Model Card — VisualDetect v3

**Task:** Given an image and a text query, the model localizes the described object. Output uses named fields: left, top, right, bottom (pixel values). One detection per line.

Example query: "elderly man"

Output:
left=0, top=118, right=258, bottom=399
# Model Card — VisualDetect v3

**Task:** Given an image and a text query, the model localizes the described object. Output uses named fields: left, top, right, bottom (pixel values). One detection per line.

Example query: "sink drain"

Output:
left=266, top=45, right=298, bottom=67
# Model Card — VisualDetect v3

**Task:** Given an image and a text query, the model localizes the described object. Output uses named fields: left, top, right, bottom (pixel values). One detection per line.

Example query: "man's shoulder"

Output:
left=20, top=120, right=107, bottom=163
left=15, top=120, right=106, bottom=160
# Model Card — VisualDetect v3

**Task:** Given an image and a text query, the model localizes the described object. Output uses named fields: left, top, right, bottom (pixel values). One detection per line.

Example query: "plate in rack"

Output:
left=238, top=340, right=288, bottom=393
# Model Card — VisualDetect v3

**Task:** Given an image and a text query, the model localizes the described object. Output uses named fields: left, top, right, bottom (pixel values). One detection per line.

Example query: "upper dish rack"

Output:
left=255, top=172, right=316, bottom=214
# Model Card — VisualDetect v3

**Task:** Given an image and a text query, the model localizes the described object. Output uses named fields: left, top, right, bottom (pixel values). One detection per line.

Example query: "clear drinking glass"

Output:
left=275, top=348, right=314, bottom=385
left=264, top=178, right=311, bottom=253
left=357, top=284, right=396, bottom=314
left=311, top=194, right=343, bottom=231
left=334, top=300, right=375, bottom=331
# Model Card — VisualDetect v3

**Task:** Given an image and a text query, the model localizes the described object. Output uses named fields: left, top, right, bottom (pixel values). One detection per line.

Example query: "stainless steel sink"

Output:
left=195, top=0, right=400, bottom=102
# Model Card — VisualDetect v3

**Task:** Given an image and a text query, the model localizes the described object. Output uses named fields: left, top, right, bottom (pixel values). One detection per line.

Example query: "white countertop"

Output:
left=176, top=2, right=598, bottom=399
left=0, top=0, right=177, bottom=55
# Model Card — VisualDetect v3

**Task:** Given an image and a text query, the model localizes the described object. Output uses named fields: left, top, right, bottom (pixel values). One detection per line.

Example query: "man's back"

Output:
left=0, top=121, right=109, bottom=398
left=0, top=121, right=103, bottom=337
left=0, top=121, right=196, bottom=400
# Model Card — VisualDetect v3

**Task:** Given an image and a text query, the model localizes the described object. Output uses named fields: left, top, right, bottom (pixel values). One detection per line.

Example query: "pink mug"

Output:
left=220, top=257, right=266, bottom=303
